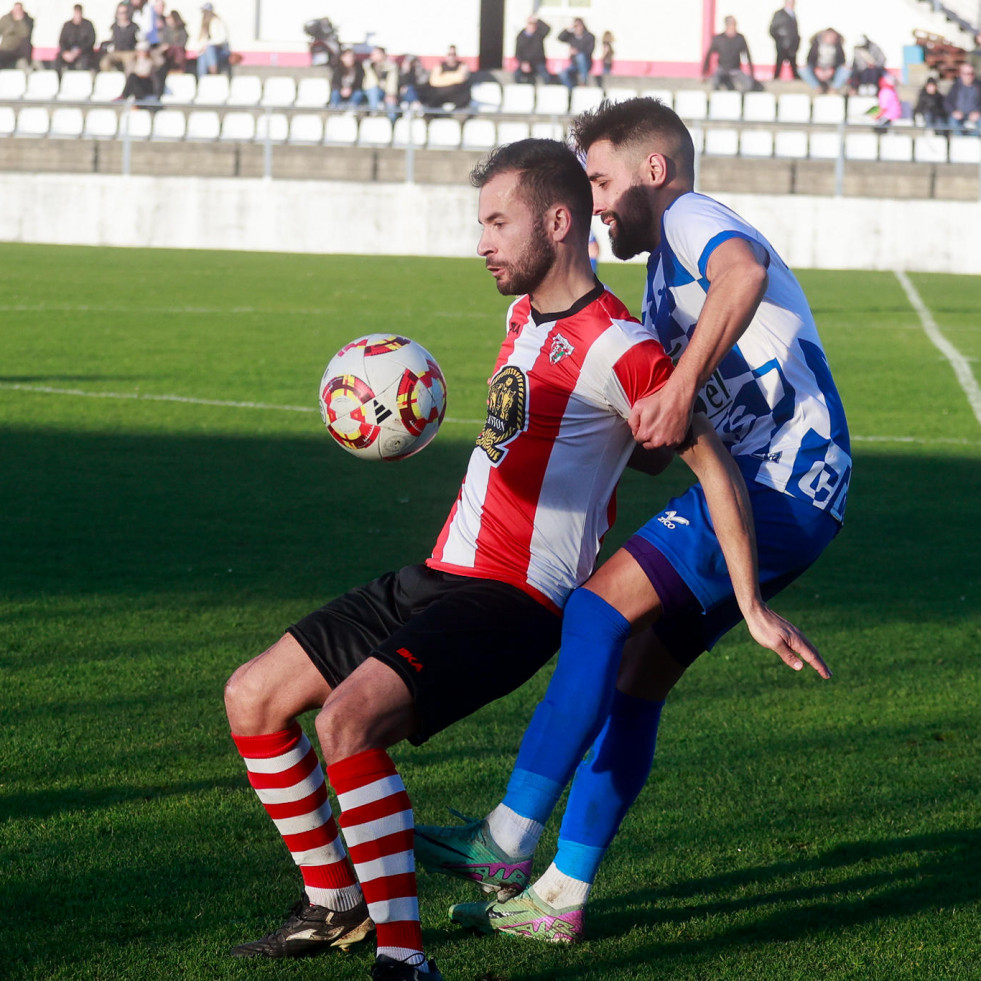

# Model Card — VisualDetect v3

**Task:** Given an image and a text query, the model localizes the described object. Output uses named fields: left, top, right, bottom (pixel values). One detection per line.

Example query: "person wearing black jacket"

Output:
left=769, top=0, right=800, bottom=80
left=57, top=4, right=96, bottom=71
left=514, top=15, right=550, bottom=83
left=702, top=15, right=755, bottom=91
left=913, top=76, right=948, bottom=132
left=558, top=18, right=595, bottom=89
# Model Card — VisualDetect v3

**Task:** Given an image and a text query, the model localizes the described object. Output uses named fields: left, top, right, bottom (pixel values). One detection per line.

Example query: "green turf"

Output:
left=1, top=245, right=978, bottom=981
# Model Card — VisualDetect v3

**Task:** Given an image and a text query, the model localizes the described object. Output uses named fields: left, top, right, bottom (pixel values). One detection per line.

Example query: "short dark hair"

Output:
left=470, top=139, right=593, bottom=238
left=570, top=97, right=696, bottom=186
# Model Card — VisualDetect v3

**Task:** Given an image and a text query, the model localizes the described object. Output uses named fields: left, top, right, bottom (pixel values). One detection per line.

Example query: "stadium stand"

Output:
left=0, top=68, right=977, bottom=199
left=57, top=72, right=93, bottom=102
left=194, top=74, right=230, bottom=105
left=256, top=113, right=290, bottom=143
left=15, top=106, right=50, bottom=137
left=499, top=83, right=535, bottom=114
left=742, top=91, right=777, bottom=122
left=674, top=89, right=708, bottom=120
left=227, top=76, right=264, bottom=108
left=152, top=109, right=188, bottom=141
left=220, top=111, right=257, bottom=142
left=708, top=90, right=743, bottom=121
left=295, top=76, right=330, bottom=109
left=162, top=73, right=197, bottom=105
left=49, top=107, right=84, bottom=138
left=0, top=68, right=26, bottom=100
left=185, top=110, right=221, bottom=141
left=23, top=70, right=60, bottom=102
left=535, top=85, right=571, bottom=115
left=469, top=80, right=502, bottom=112
left=82, top=107, right=118, bottom=139
left=461, top=116, right=496, bottom=149
left=91, top=72, right=124, bottom=102
left=357, top=115, right=393, bottom=147
left=261, top=77, right=298, bottom=108
left=288, top=113, right=324, bottom=145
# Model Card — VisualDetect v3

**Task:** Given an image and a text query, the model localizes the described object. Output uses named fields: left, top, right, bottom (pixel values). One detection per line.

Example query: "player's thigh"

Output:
left=616, top=629, right=689, bottom=702
left=581, top=548, right=663, bottom=628
left=371, top=578, right=562, bottom=744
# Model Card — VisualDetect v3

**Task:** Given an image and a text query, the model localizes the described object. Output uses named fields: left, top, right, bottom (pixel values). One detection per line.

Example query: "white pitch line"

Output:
left=3, top=381, right=979, bottom=444
left=0, top=381, right=484, bottom=424
left=894, top=270, right=981, bottom=428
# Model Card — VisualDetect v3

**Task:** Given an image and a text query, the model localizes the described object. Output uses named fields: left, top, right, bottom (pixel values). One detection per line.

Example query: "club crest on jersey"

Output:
left=657, top=509, right=690, bottom=530
left=476, top=365, right=527, bottom=464
left=548, top=332, right=574, bottom=364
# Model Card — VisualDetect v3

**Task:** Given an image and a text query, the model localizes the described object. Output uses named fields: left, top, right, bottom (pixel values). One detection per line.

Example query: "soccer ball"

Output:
left=318, top=334, right=447, bottom=461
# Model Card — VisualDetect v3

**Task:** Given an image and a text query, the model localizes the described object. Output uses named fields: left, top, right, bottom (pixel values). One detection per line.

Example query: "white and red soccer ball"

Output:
left=319, top=334, right=447, bottom=461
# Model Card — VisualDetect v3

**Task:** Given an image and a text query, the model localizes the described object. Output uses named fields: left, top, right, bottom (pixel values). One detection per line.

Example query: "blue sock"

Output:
left=502, top=589, right=631, bottom=826
left=554, top=690, right=665, bottom=882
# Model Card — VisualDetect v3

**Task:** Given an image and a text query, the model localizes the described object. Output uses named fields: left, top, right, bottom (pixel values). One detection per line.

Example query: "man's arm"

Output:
left=630, top=235, right=768, bottom=449
left=743, top=37, right=755, bottom=74
left=677, top=415, right=831, bottom=677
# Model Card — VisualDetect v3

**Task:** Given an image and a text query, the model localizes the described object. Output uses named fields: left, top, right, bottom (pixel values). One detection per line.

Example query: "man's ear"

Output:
left=645, top=151, right=670, bottom=188
left=547, top=203, right=574, bottom=242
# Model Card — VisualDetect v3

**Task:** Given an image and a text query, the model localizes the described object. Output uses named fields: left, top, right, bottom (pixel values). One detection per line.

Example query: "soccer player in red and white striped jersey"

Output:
left=223, top=139, right=769, bottom=981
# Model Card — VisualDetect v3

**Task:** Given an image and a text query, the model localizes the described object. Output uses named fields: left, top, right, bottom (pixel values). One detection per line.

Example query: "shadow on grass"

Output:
left=0, top=777, right=247, bottom=822
left=0, top=426, right=977, bottom=620
left=521, top=829, right=981, bottom=979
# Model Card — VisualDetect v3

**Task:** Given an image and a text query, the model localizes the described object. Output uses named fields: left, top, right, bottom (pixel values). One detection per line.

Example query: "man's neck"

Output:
left=528, top=262, right=598, bottom=316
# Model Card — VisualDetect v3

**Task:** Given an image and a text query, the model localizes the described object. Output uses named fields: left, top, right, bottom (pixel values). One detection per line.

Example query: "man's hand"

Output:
left=629, top=378, right=695, bottom=450
left=743, top=604, right=832, bottom=678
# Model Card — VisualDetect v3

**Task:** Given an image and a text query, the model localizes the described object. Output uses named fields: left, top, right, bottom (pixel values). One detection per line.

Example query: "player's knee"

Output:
left=314, top=698, right=378, bottom=765
left=224, top=657, right=273, bottom=732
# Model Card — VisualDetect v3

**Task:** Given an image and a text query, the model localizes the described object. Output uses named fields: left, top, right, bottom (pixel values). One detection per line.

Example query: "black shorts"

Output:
left=288, top=564, right=561, bottom=744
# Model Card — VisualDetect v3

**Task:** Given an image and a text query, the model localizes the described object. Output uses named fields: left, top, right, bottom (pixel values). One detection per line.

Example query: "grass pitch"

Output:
left=0, top=244, right=979, bottom=981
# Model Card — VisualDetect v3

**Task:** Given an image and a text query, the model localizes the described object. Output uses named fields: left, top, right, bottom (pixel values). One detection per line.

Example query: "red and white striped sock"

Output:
left=232, top=721, right=362, bottom=911
left=328, top=748, right=427, bottom=969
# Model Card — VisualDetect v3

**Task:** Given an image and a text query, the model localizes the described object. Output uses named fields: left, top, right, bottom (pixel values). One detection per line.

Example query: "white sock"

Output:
left=533, top=862, right=591, bottom=908
left=486, top=803, right=543, bottom=858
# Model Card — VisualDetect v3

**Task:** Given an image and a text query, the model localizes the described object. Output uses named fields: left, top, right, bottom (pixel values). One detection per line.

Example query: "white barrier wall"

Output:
left=2, top=173, right=980, bottom=274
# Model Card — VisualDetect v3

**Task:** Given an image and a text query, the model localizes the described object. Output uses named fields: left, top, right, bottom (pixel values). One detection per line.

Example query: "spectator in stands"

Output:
left=418, top=44, right=472, bottom=110
left=802, top=28, right=849, bottom=93
left=56, top=3, right=96, bottom=73
left=119, top=39, right=158, bottom=102
left=0, top=2, right=33, bottom=69
left=702, top=15, right=756, bottom=92
left=558, top=18, right=595, bottom=90
left=329, top=47, right=366, bottom=108
left=158, top=9, right=188, bottom=77
left=849, top=35, right=886, bottom=94
left=398, top=53, right=427, bottom=109
left=130, top=0, right=159, bottom=49
left=871, top=72, right=901, bottom=130
left=514, top=14, right=550, bottom=84
left=913, top=75, right=948, bottom=132
left=944, top=61, right=981, bottom=135
left=769, top=0, right=800, bottom=80
left=364, top=45, right=399, bottom=118
left=100, top=3, right=140, bottom=73
left=599, top=30, right=614, bottom=83
left=192, top=2, right=229, bottom=77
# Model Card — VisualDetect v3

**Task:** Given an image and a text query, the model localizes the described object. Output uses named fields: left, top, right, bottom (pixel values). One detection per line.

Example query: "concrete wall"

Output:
left=1, top=171, right=979, bottom=274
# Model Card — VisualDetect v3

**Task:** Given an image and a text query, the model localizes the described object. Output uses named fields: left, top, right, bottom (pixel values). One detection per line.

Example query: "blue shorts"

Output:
left=625, top=463, right=840, bottom=666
